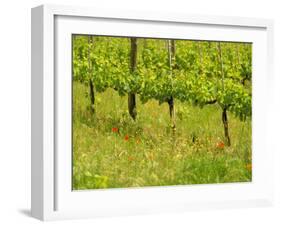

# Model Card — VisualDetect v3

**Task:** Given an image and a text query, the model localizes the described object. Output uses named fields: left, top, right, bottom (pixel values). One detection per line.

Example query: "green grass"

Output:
left=72, top=81, right=252, bottom=190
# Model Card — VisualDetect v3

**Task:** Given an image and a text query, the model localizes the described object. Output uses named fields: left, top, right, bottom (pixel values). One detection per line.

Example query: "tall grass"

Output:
left=73, top=82, right=251, bottom=190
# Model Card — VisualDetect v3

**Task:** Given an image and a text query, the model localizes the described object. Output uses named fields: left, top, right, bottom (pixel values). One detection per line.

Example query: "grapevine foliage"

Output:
left=73, top=36, right=252, bottom=121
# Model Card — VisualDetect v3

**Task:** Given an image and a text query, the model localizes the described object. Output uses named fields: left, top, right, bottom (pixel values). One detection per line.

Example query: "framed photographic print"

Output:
left=31, top=4, right=274, bottom=221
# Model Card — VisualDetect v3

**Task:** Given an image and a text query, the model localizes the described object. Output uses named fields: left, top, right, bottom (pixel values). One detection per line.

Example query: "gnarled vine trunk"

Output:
left=168, top=40, right=176, bottom=131
left=89, top=79, right=95, bottom=113
left=217, top=42, right=231, bottom=146
left=128, top=37, right=138, bottom=120
left=222, top=108, right=231, bottom=146
left=88, top=36, right=95, bottom=113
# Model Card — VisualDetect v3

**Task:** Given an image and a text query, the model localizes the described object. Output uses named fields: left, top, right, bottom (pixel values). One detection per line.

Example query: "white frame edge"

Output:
left=31, top=5, right=55, bottom=220
left=31, top=4, right=274, bottom=221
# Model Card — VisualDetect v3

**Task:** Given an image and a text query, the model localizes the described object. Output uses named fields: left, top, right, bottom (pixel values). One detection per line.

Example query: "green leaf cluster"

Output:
left=73, top=36, right=252, bottom=121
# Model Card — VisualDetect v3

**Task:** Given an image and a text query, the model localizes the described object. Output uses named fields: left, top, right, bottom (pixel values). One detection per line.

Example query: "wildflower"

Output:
left=148, top=153, right=154, bottom=160
left=216, top=141, right=225, bottom=149
left=128, top=156, right=135, bottom=161
left=124, top=135, right=129, bottom=141
left=246, top=163, right=252, bottom=171
left=112, top=127, right=118, bottom=133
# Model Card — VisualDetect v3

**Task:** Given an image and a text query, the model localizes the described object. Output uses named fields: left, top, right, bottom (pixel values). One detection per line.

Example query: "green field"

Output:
left=72, top=81, right=252, bottom=190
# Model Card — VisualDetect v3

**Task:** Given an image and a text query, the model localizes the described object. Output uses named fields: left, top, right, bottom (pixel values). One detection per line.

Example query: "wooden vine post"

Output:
left=128, top=37, right=138, bottom=120
left=217, top=42, right=231, bottom=146
left=197, top=42, right=203, bottom=74
left=88, top=36, right=95, bottom=113
left=167, top=40, right=176, bottom=131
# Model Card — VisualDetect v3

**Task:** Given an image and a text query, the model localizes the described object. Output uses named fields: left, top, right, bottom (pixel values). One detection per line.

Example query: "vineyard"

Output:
left=72, top=35, right=252, bottom=190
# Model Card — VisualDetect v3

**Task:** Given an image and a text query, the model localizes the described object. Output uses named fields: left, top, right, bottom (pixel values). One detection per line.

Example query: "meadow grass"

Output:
left=73, top=81, right=252, bottom=190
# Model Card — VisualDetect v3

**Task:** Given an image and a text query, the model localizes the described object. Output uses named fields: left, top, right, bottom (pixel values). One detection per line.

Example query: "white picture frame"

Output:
left=31, top=4, right=274, bottom=221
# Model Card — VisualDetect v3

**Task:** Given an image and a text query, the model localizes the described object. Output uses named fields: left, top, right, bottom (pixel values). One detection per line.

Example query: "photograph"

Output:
left=72, top=35, right=252, bottom=190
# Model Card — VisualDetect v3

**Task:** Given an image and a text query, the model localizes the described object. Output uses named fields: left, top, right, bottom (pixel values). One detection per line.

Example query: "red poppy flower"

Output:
left=124, top=135, right=129, bottom=141
left=216, top=141, right=225, bottom=149
left=112, top=127, right=118, bottom=133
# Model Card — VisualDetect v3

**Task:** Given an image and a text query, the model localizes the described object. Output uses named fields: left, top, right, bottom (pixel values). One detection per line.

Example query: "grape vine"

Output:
left=73, top=35, right=252, bottom=146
